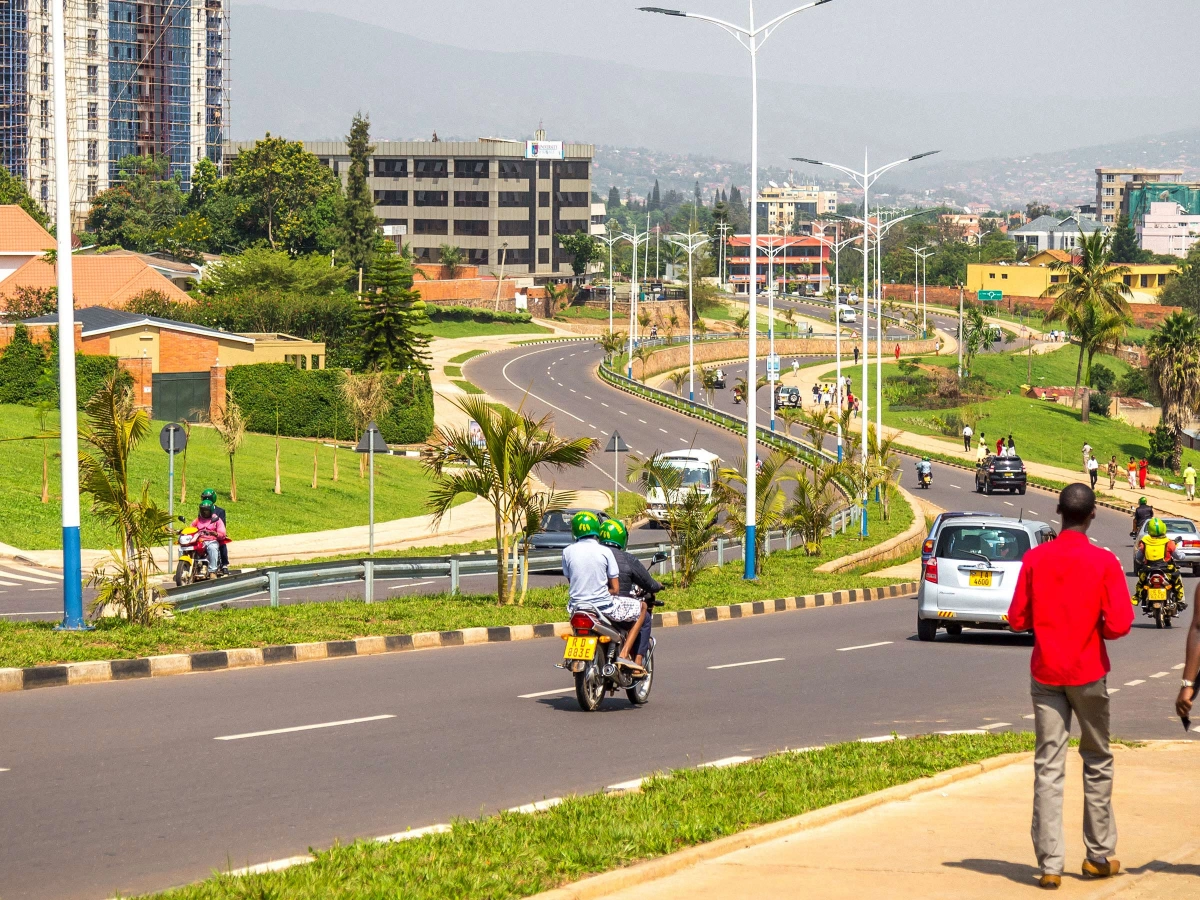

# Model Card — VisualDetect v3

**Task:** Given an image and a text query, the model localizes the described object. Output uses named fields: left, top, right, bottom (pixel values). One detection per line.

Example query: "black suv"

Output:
left=975, top=454, right=1027, bottom=495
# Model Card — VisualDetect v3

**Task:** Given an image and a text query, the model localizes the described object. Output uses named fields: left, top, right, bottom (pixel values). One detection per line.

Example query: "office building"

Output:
left=0, top=0, right=229, bottom=227
left=1009, top=214, right=1104, bottom=254
left=1137, top=200, right=1200, bottom=258
left=726, top=234, right=830, bottom=295
left=234, top=135, right=596, bottom=278
left=757, top=183, right=837, bottom=234
left=1095, top=167, right=1183, bottom=225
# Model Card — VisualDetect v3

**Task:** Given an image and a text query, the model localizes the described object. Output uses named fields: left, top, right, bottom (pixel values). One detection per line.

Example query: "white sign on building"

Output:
left=525, top=141, right=565, bottom=160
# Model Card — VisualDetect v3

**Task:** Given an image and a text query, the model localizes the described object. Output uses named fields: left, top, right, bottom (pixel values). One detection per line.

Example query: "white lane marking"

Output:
left=1175, top=664, right=1186, bottom=670
left=979, top=722, right=1011, bottom=730
left=0, top=570, right=55, bottom=584
left=619, top=410, right=628, bottom=415
left=601, top=402, right=609, bottom=407
left=698, top=756, right=753, bottom=769
left=508, top=797, right=563, bottom=814
left=0, top=767, right=9, bottom=772
left=1053, top=519, right=1060, bottom=524
left=837, top=641, right=893, bottom=652
left=0, top=581, right=22, bottom=587
left=584, top=395, right=592, bottom=400
left=1109, top=688, right=1119, bottom=693
left=1022, top=714, right=1036, bottom=720
left=638, top=419, right=647, bottom=424
left=1150, top=671, right=1170, bottom=678
left=519, top=687, right=575, bottom=699
left=859, top=735, right=903, bottom=743
left=1124, top=679, right=1146, bottom=687
left=950, top=484, right=961, bottom=490
left=1003, top=501, right=1014, bottom=507
left=377, top=823, right=453, bottom=843
left=228, top=856, right=315, bottom=876
left=707, top=657, right=785, bottom=670
left=0, top=611, right=60, bottom=616
left=214, top=714, right=395, bottom=741
left=28, top=588, right=53, bottom=592
left=659, top=428, right=669, bottom=433
left=569, top=388, right=577, bottom=393
left=680, top=438, right=687, bottom=443
left=589, top=424, right=597, bottom=430
left=2, top=564, right=63, bottom=580
left=606, top=777, right=646, bottom=792
left=787, top=745, right=826, bottom=754
left=388, top=581, right=433, bottom=591
left=938, top=729, right=986, bottom=735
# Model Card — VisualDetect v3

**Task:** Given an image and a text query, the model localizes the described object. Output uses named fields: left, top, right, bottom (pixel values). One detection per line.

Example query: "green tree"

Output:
left=606, top=186, right=621, bottom=210
left=85, top=155, right=188, bottom=252
left=198, top=247, right=353, bottom=297
left=0, top=164, right=50, bottom=227
left=359, top=241, right=430, bottom=372
left=227, top=134, right=344, bottom=254
left=438, top=244, right=464, bottom=279
left=1158, top=244, right=1200, bottom=313
left=1110, top=213, right=1148, bottom=264
left=341, top=113, right=379, bottom=276
left=1146, top=311, right=1200, bottom=472
left=716, top=449, right=792, bottom=573
left=559, top=230, right=600, bottom=276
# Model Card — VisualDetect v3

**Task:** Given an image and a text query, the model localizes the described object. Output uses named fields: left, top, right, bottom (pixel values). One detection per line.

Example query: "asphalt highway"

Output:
left=2, top=336, right=1195, bottom=900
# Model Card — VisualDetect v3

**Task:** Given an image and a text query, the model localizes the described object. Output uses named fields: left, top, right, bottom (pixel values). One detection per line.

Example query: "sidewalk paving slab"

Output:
left=590, top=742, right=1200, bottom=900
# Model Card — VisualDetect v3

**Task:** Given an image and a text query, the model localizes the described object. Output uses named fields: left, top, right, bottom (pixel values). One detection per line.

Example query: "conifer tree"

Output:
left=359, top=240, right=430, bottom=372
left=342, top=112, right=379, bottom=275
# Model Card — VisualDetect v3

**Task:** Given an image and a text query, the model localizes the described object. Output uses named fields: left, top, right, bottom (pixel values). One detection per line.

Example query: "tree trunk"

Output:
left=274, top=434, right=282, bottom=494
left=229, top=455, right=238, bottom=502
left=1081, top=386, right=1090, bottom=424
left=494, top=513, right=508, bottom=607
left=332, top=442, right=339, bottom=482
left=312, top=439, right=319, bottom=489
left=1073, top=345, right=1085, bottom=407
left=41, top=443, right=48, bottom=503
left=1173, top=428, right=1184, bottom=475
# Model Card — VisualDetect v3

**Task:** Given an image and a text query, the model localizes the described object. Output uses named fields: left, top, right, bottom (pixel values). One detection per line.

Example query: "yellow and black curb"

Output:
left=0, top=581, right=918, bottom=694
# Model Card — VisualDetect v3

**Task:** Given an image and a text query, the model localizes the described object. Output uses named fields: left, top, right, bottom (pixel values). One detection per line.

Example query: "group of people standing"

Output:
left=962, top=425, right=1016, bottom=460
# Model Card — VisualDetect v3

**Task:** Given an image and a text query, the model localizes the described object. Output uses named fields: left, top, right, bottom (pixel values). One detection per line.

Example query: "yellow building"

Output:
left=967, top=250, right=1177, bottom=302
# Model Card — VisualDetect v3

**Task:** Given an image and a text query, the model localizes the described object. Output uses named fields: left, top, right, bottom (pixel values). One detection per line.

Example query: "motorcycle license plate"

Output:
left=1148, top=588, right=1167, bottom=601
left=563, top=636, right=598, bottom=661
left=969, top=570, right=993, bottom=587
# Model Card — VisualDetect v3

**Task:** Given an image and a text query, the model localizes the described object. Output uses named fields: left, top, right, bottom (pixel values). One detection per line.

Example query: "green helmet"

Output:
left=199, top=500, right=215, bottom=519
left=201, top=488, right=217, bottom=504
left=1146, top=517, right=1168, bottom=538
left=1138, top=496, right=1148, bottom=506
left=571, top=510, right=602, bottom=541
left=598, top=518, right=629, bottom=550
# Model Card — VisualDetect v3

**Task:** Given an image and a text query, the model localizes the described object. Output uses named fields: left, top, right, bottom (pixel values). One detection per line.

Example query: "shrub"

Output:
left=423, top=305, right=533, bottom=325
left=225, top=363, right=433, bottom=444
left=1149, top=423, right=1174, bottom=468
left=0, top=325, right=124, bottom=407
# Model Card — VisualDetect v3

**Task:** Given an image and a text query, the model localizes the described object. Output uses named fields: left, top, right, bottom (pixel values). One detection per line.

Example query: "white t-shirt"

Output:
left=1087, top=457, right=1099, bottom=471
left=562, top=538, right=619, bottom=610
left=963, top=425, right=973, bottom=437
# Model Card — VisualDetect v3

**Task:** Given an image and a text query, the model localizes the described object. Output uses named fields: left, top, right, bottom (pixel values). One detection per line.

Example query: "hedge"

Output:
left=424, top=305, right=533, bottom=325
left=0, top=325, right=124, bottom=407
left=225, top=363, right=434, bottom=445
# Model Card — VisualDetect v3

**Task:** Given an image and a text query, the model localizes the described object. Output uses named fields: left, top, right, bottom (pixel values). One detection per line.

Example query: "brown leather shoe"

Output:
left=1082, top=858, right=1120, bottom=878
left=1039, top=874, right=1061, bottom=890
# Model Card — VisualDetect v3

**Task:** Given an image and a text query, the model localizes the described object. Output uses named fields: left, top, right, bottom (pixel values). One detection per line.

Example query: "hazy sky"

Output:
left=250, top=0, right=1199, bottom=99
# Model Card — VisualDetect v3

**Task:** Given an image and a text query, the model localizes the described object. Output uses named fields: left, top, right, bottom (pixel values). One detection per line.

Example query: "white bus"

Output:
left=644, top=449, right=721, bottom=525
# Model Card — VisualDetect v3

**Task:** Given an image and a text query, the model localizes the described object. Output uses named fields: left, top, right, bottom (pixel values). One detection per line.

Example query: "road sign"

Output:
left=605, top=430, right=630, bottom=453
left=766, top=354, right=780, bottom=380
left=159, top=422, right=187, bottom=454
left=355, top=422, right=389, bottom=453
left=355, top=422, right=389, bottom=557
left=978, top=290, right=1003, bottom=301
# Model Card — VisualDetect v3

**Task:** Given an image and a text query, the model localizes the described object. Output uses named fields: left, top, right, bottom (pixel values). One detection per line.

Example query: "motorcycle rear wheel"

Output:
left=575, top=653, right=605, bottom=712
left=626, top=643, right=654, bottom=706
left=1155, top=606, right=1165, bottom=629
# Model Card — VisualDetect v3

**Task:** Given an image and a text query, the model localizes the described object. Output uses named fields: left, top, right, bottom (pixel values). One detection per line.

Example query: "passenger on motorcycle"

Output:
left=561, top=511, right=644, bottom=673
left=192, top=501, right=227, bottom=576
left=200, top=488, right=229, bottom=573
left=1135, top=517, right=1185, bottom=605
left=1131, top=496, right=1154, bottom=537
left=598, top=519, right=661, bottom=671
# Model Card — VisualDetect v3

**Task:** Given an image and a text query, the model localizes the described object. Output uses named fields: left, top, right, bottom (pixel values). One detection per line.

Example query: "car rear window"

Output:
left=541, top=511, right=574, bottom=532
left=1163, top=519, right=1198, bottom=534
left=992, top=456, right=1024, bottom=468
left=936, top=525, right=1032, bottom=563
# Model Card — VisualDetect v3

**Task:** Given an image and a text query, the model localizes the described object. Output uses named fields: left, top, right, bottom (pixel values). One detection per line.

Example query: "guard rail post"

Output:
left=268, top=569, right=280, bottom=608
left=785, top=529, right=792, bottom=552
left=449, top=558, right=460, bottom=595
left=364, top=559, right=374, bottom=604
left=716, top=538, right=725, bottom=567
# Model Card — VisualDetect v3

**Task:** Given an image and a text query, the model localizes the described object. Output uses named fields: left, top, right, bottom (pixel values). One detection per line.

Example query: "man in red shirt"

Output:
left=1007, top=483, right=1133, bottom=890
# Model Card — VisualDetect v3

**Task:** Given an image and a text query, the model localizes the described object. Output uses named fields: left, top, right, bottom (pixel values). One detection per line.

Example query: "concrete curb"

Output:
left=815, top=484, right=926, bottom=575
left=532, top=751, right=1033, bottom=900
left=0, top=582, right=918, bottom=694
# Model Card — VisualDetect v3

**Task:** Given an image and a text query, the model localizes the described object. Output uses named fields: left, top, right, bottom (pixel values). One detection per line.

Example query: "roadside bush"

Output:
left=423, top=305, right=533, bottom=325
left=0, top=325, right=124, bottom=407
left=225, top=363, right=433, bottom=444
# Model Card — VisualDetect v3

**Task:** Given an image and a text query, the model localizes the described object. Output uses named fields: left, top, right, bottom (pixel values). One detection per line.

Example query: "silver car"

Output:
left=1134, top=516, right=1200, bottom=575
left=917, top=515, right=1056, bottom=641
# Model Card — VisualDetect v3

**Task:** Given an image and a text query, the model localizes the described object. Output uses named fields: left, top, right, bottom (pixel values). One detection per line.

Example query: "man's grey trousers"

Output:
left=1030, top=677, right=1116, bottom=875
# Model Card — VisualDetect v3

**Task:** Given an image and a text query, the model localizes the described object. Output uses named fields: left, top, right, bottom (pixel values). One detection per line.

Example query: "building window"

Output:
left=373, top=190, right=408, bottom=206
left=87, top=0, right=98, bottom=17
left=414, top=190, right=448, bottom=207
left=1104, top=187, right=1114, bottom=196
left=41, top=25, right=48, bottom=54
left=539, top=191, right=550, bottom=208
left=414, top=158, right=447, bottom=178
left=454, top=220, right=489, bottom=237
left=413, top=219, right=449, bottom=235
left=87, top=29, right=98, bottom=56
left=40, top=177, right=48, bottom=201
left=498, top=160, right=530, bottom=179
left=538, top=161, right=550, bottom=179
left=39, top=99, right=49, bottom=128
left=1050, top=275, right=1061, bottom=284
left=554, top=191, right=589, bottom=207
left=1104, top=173, right=1115, bottom=182
left=1105, top=215, right=1114, bottom=223
left=87, top=140, right=98, bottom=166
left=1159, top=273, right=1168, bottom=286
left=465, top=249, right=489, bottom=265
left=1123, top=275, right=1132, bottom=286
left=988, top=273, right=996, bottom=279
left=538, top=220, right=550, bottom=236
left=498, top=191, right=531, bottom=207
left=1103, top=201, right=1113, bottom=210
left=1001, top=273, right=1007, bottom=280
left=556, top=161, right=588, bottom=180
left=454, top=191, right=488, bottom=207
left=87, top=175, right=98, bottom=199
left=39, top=138, right=48, bottom=162
left=87, top=65, right=98, bottom=94
left=40, top=62, right=48, bottom=91
left=538, top=248, right=550, bottom=265
left=374, top=158, right=407, bottom=177
left=1141, top=274, right=1151, bottom=288
left=87, top=102, right=98, bottom=131
left=412, top=247, right=442, bottom=263
left=454, top=159, right=488, bottom=179
left=498, top=220, right=531, bottom=236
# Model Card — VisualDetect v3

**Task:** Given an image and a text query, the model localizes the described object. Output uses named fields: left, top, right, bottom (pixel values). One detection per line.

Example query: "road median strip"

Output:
left=0, top=582, right=917, bottom=693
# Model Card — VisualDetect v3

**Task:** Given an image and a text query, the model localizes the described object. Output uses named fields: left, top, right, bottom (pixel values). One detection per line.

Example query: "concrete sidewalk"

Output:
left=595, top=742, right=1200, bottom=900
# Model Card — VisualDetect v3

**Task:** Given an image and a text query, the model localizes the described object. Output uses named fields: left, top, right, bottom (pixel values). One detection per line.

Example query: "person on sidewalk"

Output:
left=1185, top=463, right=1197, bottom=502
left=1007, top=483, right=1133, bottom=890
left=1127, top=457, right=1138, bottom=490
left=1082, top=442, right=1092, bottom=475
left=963, top=423, right=973, bottom=452
left=977, top=433, right=989, bottom=464
left=853, top=346, right=859, bottom=365
left=1107, top=456, right=1119, bottom=491
left=1138, top=458, right=1148, bottom=489
left=1087, top=453, right=1100, bottom=490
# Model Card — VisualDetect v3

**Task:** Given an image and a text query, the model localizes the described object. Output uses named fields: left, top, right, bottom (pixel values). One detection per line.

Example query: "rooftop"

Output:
left=0, top=206, right=55, bottom=254
left=23, top=306, right=254, bottom=344
left=0, top=255, right=196, bottom=308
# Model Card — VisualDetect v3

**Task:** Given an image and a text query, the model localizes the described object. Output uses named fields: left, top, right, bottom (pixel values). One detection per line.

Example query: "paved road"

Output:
left=2, top=339, right=1194, bottom=900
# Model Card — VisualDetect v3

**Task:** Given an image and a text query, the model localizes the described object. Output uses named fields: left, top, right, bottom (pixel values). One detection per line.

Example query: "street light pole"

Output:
left=596, top=226, right=622, bottom=336
left=666, top=231, right=708, bottom=403
left=621, top=227, right=649, bottom=378
left=642, top=0, right=835, bottom=580
left=51, top=0, right=84, bottom=629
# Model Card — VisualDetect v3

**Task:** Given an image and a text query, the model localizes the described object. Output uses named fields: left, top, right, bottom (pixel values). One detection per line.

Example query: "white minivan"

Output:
left=836, top=304, right=857, bottom=324
left=645, top=449, right=720, bottom=525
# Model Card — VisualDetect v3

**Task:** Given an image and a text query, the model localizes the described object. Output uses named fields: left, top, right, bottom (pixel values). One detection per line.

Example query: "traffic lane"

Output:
left=0, top=561, right=90, bottom=623
left=2, top=587, right=1189, bottom=900
left=776, top=296, right=911, bottom=340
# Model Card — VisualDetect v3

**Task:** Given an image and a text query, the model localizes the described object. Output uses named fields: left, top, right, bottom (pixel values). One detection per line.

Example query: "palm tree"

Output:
left=596, top=330, right=626, bottom=364
left=626, top=452, right=720, bottom=587
left=438, top=244, right=465, bottom=279
left=632, top=344, right=655, bottom=382
left=776, top=406, right=805, bottom=438
left=716, top=449, right=791, bottom=573
left=701, top=367, right=719, bottom=404
left=962, top=306, right=992, bottom=375
left=210, top=393, right=246, bottom=502
left=867, top=425, right=905, bottom=520
left=797, top=406, right=835, bottom=467
left=733, top=309, right=750, bottom=333
left=341, top=371, right=393, bottom=477
left=1147, top=311, right=1200, bottom=473
left=668, top=369, right=689, bottom=396
left=786, top=459, right=851, bottom=555
left=424, top=395, right=594, bottom=605
left=544, top=281, right=575, bottom=317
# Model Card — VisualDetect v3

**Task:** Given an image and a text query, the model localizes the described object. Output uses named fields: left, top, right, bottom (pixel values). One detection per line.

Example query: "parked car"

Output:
left=525, top=508, right=609, bottom=552
left=917, top=515, right=1055, bottom=641
left=1134, top=516, right=1200, bottom=576
left=975, top=454, right=1027, bottom=495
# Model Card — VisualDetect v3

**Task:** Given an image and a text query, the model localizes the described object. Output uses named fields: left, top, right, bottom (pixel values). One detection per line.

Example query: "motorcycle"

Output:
left=559, top=554, right=666, bottom=711
left=174, top=517, right=229, bottom=587
left=1134, top=564, right=1184, bottom=629
left=732, top=387, right=744, bottom=404
left=918, top=469, right=932, bottom=489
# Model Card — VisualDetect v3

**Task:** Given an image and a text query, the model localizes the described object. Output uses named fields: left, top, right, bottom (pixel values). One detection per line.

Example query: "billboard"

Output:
left=525, top=140, right=564, bottom=160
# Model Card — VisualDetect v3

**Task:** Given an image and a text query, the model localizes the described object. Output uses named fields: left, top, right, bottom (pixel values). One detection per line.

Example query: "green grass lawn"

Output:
left=141, top=733, right=1032, bottom=900
left=447, top=349, right=487, bottom=365
left=556, top=305, right=611, bottom=320
left=0, top=404, right=450, bottom=551
left=420, top=320, right=551, bottom=339
left=828, top=346, right=1200, bottom=477
left=451, top=379, right=486, bottom=395
left=0, top=497, right=910, bottom=668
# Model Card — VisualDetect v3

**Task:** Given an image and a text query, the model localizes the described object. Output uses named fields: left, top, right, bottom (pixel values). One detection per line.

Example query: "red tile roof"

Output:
left=0, top=256, right=195, bottom=307
left=0, top=206, right=55, bottom=253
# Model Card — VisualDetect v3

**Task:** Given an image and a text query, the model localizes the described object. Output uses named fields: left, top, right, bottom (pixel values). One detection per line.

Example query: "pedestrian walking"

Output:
left=894, top=343, right=901, bottom=361
left=997, top=436, right=1005, bottom=457
left=1082, top=442, right=1092, bottom=475
left=1106, top=456, right=1118, bottom=491
left=853, top=345, right=860, bottom=365
left=1126, top=457, right=1138, bottom=490
left=792, top=358, right=799, bottom=377
left=963, top=423, right=973, bottom=452
left=1087, top=453, right=1099, bottom=489
left=1186, top=462, right=1197, bottom=502
left=1138, top=457, right=1148, bottom=489
left=977, top=433, right=989, bottom=464
left=1007, top=483, right=1132, bottom=890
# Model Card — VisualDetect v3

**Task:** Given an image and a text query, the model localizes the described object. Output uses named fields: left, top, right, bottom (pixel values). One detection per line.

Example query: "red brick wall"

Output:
left=80, top=333, right=110, bottom=355
left=158, top=329, right=221, bottom=373
left=119, top=357, right=153, bottom=409
left=0, top=322, right=83, bottom=351
left=416, top=263, right=481, bottom=281
left=419, top=277, right=517, bottom=305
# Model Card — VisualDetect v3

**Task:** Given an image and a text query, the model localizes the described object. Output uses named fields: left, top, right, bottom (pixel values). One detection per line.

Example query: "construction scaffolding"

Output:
left=0, top=0, right=229, bottom=226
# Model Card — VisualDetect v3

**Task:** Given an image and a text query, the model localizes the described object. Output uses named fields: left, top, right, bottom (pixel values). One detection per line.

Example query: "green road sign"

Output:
left=977, top=290, right=1003, bottom=301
